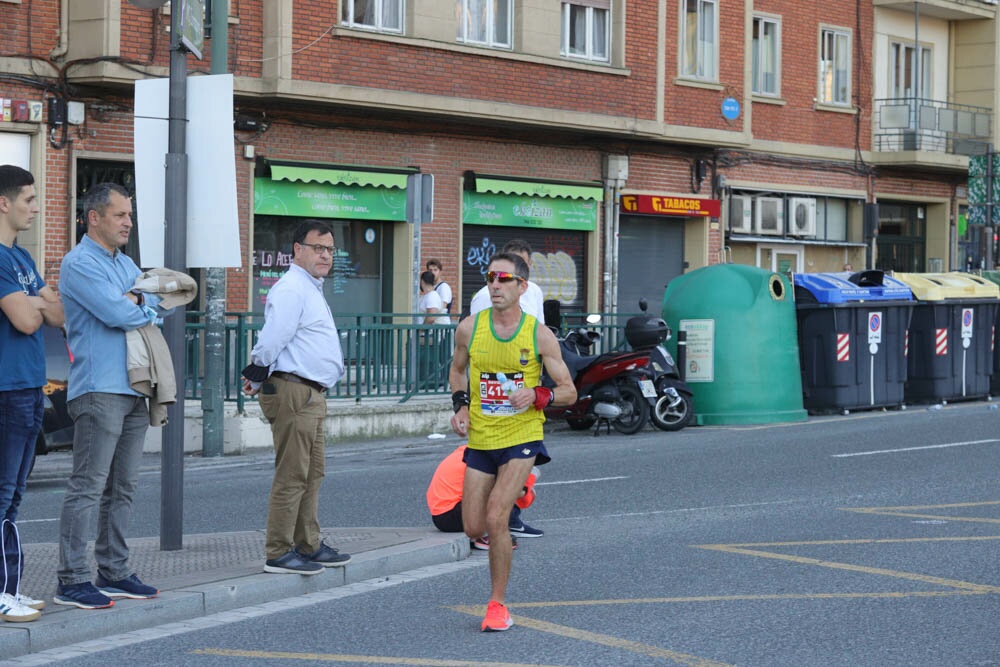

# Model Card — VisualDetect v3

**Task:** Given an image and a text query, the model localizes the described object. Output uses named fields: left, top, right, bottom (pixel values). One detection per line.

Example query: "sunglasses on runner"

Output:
left=485, top=271, right=525, bottom=284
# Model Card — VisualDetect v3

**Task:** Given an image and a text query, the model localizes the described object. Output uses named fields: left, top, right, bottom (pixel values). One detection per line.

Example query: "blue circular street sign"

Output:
left=722, top=97, right=741, bottom=121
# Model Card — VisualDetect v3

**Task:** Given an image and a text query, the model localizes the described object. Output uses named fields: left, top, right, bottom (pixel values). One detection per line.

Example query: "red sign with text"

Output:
left=620, top=195, right=721, bottom=218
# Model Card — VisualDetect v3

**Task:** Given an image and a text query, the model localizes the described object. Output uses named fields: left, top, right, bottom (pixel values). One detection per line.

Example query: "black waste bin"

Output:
left=893, top=272, right=1000, bottom=403
left=793, top=271, right=913, bottom=414
left=980, top=271, right=1000, bottom=394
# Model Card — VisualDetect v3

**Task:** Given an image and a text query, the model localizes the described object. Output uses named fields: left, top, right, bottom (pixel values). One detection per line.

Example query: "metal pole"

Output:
left=202, top=0, right=228, bottom=456
left=161, top=6, right=189, bottom=551
left=913, top=2, right=920, bottom=140
left=409, top=216, right=421, bottom=392
left=987, top=143, right=995, bottom=271
left=676, top=330, right=687, bottom=382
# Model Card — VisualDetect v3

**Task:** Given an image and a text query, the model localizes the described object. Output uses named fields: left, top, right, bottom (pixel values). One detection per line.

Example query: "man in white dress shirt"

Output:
left=468, top=239, right=545, bottom=321
left=242, top=220, right=351, bottom=575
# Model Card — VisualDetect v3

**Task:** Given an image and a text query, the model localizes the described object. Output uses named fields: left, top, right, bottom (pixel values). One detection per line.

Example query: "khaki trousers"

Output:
left=259, top=376, right=326, bottom=560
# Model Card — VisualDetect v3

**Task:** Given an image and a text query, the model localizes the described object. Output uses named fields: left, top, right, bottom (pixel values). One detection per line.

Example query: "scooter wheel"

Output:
left=611, top=384, right=649, bottom=435
left=651, top=391, right=692, bottom=432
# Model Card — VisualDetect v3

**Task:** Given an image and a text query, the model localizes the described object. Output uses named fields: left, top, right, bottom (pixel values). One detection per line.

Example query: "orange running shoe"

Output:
left=481, top=600, right=513, bottom=632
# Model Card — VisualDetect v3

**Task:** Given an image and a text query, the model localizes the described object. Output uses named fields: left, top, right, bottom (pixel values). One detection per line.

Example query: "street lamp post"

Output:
left=160, top=2, right=190, bottom=551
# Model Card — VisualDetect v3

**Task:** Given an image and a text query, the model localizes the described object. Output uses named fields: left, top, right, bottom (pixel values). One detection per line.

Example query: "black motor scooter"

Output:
left=625, top=299, right=693, bottom=431
left=542, top=301, right=652, bottom=435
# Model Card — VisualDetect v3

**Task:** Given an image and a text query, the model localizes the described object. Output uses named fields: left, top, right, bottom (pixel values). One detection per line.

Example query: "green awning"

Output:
left=270, top=165, right=408, bottom=189
left=475, top=177, right=604, bottom=201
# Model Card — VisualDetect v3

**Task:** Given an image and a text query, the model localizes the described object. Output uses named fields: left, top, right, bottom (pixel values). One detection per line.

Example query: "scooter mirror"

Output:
left=585, top=313, right=602, bottom=325
left=639, top=298, right=648, bottom=312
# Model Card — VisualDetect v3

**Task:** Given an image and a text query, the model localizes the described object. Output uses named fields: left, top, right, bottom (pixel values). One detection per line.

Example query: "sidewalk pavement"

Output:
left=3, top=443, right=470, bottom=660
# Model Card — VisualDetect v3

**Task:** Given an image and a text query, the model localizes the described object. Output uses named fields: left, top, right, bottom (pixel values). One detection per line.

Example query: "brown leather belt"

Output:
left=270, top=371, right=326, bottom=394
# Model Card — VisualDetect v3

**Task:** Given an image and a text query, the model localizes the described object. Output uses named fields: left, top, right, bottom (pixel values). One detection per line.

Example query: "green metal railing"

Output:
left=182, top=311, right=641, bottom=409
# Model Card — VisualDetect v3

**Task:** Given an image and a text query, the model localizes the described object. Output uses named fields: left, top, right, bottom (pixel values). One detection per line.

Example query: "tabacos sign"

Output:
left=620, top=194, right=721, bottom=218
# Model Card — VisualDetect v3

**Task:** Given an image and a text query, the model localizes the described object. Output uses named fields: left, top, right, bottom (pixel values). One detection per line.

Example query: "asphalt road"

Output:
left=17, top=402, right=1000, bottom=666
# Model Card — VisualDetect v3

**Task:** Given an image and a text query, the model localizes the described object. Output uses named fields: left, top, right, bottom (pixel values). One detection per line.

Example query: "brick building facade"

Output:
left=1, top=1, right=996, bottom=318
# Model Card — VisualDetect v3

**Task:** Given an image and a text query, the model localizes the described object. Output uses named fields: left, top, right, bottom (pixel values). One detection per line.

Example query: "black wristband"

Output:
left=452, top=390, right=470, bottom=413
left=242, top=363, right=270, bottom=383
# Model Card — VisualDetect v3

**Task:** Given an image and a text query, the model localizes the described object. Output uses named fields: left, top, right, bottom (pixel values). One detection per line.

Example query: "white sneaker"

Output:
left=0, top=593, right=41, bottom=623
left=16, top=593, right=45, bottom=611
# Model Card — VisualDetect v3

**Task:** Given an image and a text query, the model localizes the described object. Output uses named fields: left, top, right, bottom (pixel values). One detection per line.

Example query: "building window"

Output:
left=819, top=27, right=851, bottom=106
left=890, top=42, right=931, bottom=100
left=562, top=1, right=610, bottom=62
left=816, top=198, right=847, bottom=242
left=457, top=0, right=512, bottom=49
left=680, top=0, right=717, bottom=81
left=752, top=16, right=780, bottom=96
left=341, top=0, right=403, bottom=33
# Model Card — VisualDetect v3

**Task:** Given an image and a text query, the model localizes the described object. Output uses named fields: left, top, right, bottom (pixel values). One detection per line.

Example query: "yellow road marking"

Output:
left=191, top=648, right=556, bottom=666
left=448, top=605, right=734, bottom=667
left=507, top=589, right=986, bottom=608
left=197, top=501, right=1000, bottom=667
left=849, top=501, right=1000, bottom=511
left=842, top=501, right=1000, bottom=524
left=699, top=535, right=1000, bottom=548
left=843, top=510, right=1000, bottom=524
left=694, top=543, right=1000, bottom=594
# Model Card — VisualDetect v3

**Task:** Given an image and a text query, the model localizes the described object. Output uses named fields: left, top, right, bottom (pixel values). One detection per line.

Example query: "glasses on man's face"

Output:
left=485, top=271, right=524, bottom=285
left=301, top=243, right=335, bottom=256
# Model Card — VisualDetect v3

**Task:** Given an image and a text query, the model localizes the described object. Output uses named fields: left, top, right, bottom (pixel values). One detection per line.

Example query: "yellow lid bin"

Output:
left=890, top=272, right=1000, bottom=403
left=891, top=272, right=1000, bottom=301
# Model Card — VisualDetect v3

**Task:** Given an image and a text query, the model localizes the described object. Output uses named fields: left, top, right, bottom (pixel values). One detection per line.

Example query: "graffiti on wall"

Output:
left=465, top=237, right=497, bottom=277
left=461, top=229, right=586, bottom=312
left=531, top=251, right=577, bottom=302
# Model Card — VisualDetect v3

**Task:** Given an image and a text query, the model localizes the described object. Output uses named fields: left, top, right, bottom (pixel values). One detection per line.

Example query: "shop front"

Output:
left=459, top=173, right=602, bottom=316
left=617, top=194, right=720, bottom=310
left=873, top=200, right=951, bottom=274
left=251, top=160, right=418, bottom=318
left=726, top=190, right=867, bottom=274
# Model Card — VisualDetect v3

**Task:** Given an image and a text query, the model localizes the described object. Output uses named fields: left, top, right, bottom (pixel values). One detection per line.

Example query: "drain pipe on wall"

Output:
left=610, top=184, right=622, bottom=313
left=50, top=0, right=69, bottom=59
left=603, top=155, right=629, bottom=312
left=602, top=183, right=615, bottom=311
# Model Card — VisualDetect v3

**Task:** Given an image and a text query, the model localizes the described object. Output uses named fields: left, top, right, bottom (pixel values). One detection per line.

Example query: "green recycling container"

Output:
left=662, top=264, right=807, bottom=425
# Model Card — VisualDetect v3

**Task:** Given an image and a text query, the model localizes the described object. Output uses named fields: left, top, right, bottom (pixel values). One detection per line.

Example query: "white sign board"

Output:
left=134, top=74, right=241, bottom=268
left=868, top=311, right=882, bottom=345
left=961, top=307, right=974, bottom=340
left=679, top=318, right=715, bottom=382
left=0, top=133, right=30, bottom=169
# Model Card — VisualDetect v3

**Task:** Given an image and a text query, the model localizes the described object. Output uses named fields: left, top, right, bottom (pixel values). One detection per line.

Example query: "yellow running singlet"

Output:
left=467, top=309, right=545, bottom=450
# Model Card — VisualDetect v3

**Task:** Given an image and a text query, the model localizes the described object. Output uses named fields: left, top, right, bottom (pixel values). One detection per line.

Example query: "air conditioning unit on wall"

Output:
left=789, top=197, right=817, bottom=237
left=729, top=195, right=752, bottom=233
left=755, top=197, right=784, bottom=235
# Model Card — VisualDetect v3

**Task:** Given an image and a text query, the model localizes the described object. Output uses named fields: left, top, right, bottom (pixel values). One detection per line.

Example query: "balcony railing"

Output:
left=181, top=311, right=640, bottom=411
left=873, top=97, right=993, bottom=155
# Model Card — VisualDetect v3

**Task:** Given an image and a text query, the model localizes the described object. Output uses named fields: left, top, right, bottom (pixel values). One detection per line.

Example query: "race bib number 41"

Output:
left=478, top=371, right=528, bottom=416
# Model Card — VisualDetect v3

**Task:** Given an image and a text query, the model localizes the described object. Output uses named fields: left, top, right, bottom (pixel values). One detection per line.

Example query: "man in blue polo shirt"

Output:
left=55, top=183, right=162, bottom=610
left=0, top=165, right=65, bottom=622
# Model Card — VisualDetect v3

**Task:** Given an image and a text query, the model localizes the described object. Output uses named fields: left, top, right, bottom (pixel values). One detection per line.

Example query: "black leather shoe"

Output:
left=264, top=550, right=324, bottom=575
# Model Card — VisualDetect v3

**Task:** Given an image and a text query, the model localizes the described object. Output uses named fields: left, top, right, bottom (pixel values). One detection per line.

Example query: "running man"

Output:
left=449, top=251, right=575, bottom=632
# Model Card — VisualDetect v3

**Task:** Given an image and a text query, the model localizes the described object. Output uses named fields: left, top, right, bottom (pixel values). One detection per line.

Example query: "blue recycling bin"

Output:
left=793, top=271, right=914, bottom=413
